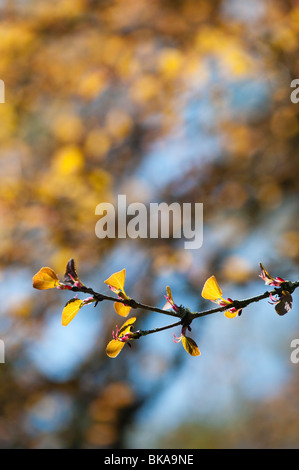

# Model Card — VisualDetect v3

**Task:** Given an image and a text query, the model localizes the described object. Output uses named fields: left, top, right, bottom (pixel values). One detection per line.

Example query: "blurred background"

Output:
left=1, top=0, right=299, bottom=449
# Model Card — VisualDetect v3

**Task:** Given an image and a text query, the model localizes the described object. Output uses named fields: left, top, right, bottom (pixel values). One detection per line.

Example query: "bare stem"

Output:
left=192, top=280, right=299, bottom=318
left=133, top=320, right=183, bottom=339
left=71, top=285, right=183, bottom=318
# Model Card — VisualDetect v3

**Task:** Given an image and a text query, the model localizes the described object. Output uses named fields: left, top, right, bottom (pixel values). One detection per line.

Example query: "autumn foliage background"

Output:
left=1, top=0, right=299, bottom=449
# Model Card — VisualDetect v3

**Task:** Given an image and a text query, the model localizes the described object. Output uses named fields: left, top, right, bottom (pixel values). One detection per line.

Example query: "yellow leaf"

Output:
left=259, top=262, right=274, bottom=283
left=61, top=298, right=84, bottom=326
left=33, top=267, right=60, bottom=290
left=182, top=336, right=201, bottom=356
left=106, top=317, right=136, bottom=358
left=163, top=285, right=175, bottom=310
left=106, top=339, right=126, bottom=358
left=224, top=310, right=238, bottom=319
left=166, top=286, right=173, bottom=302
left=104, top=268, right=126, bottom=293
left=201, top=275, right=223, bottom=300
left=118, top=317, right=136, bottom=337
left=114, top=302, right=131, bottom=317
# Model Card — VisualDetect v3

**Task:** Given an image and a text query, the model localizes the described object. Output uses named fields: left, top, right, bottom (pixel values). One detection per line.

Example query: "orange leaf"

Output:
left=118, top=316, right=136, bottom=337
left=201, top=275, right=223, bottom=300
left=224, top=309, right=238, bottom=319
left=163, top=285, right=175, bottom=310
left=106, top=339, right=126, bottom=358
left=33, top=267, right=60, bottom=290
left=61, top=298, right=84, bottom=326
left=182, top=336, right=201, bottom=356
left=259, top=262, right=275, bottom=284
left=106, top=317, right=136, bottom=358
left=166, top=286, right=173, bottom=302
left=104, top=268, right=126, bottom=293
left=114, top=302, right=131, bottom=317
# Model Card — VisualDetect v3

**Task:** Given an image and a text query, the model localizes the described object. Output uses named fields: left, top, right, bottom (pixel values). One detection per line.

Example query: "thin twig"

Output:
left=133, top=320, right=183, bottom=339
left=192, top=280, right=299, bottom=318
left=70, top=280, right=299, bottom=336
left=71, top=285, right=183, bottom=318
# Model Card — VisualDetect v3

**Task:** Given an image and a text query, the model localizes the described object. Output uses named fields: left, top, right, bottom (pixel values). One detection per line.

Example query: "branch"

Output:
left=71, top=285, right=183, bottom=319
left=192, top=279, right=299, bottom=318
left=32, top=260, right=299, bottom=357
left=133, top=320, right=183, bottom=339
